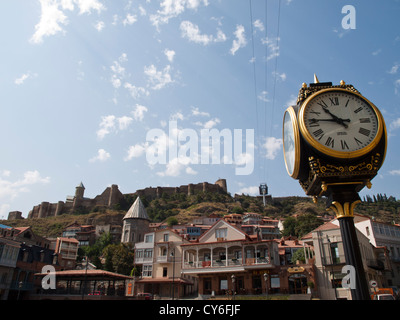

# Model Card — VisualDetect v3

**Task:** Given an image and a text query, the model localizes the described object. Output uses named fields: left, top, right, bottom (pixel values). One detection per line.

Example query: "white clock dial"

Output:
left=299, top=89, right=383, bottom=158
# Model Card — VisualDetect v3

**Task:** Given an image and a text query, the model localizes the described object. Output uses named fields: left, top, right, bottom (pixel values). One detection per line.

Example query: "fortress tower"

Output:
left=75, top=182, right=85, bottom=199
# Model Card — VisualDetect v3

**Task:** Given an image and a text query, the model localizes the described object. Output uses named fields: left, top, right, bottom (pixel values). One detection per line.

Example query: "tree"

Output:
left=282, top=216, right=297, bottom=237
left=102, top=243, right=134, bottom=275
left=295, top=214, right=323, bottom=238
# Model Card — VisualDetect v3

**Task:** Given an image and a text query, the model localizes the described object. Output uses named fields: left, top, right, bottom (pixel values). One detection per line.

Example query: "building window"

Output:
left=145, top=234, right=153, bottom=243
left=330, top=242, right=340, bottom=264
left=215, top=228, right=227, bottom=240
left=144, top=249, right=153, bottom=258
left=163, top=233, right=169, bottom=242
left=142, top=265, right=152, bottom=277
left=163, top=267, right=168, bottom=277
left=366, top=226, right=370, bottom=236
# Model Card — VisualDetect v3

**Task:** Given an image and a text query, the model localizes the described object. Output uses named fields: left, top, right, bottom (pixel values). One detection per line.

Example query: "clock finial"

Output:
left=314, top=74, right=320, bottom=84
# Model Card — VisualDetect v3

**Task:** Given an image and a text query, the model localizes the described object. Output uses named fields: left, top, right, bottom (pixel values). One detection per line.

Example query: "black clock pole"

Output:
left=327, top=186, right=371, bottom=300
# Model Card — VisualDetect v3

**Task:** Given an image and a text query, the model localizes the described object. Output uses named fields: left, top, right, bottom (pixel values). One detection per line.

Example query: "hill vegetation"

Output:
left=1, top=191, right=399, bottom=239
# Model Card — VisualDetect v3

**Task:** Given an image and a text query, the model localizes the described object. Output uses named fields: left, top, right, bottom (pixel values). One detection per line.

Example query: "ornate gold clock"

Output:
left=298, top=88, right=384, bottom=159
left=283, top=76, right=388, bottom=301
left=283, top=77, right=387, bottom=198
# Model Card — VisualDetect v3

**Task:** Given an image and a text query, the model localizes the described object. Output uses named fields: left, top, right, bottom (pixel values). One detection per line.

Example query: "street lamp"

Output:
left=170, top=248, right=175, bottom=300
left=81, top=256, right=88, bottom=300
left=263, top=273, right=269, bottom=298
left=231, top=274, right=236, bottom=300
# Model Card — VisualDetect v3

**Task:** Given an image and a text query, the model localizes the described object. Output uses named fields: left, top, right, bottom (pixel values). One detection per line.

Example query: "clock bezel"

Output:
left=298, top=88, right=384, bottom=159
left=283, top=106, right=301, bottom=178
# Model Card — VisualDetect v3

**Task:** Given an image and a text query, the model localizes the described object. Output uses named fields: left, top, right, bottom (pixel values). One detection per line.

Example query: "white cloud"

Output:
left=389, top=169, right=400, bottom=176
left=59, top=0, right=104, bottom=15
left=123, top=13, right=137, bottom=26
left=395, top=79, right=400, bottom=94
left=273, top=71, right=286, bottom=81
left=96, top=114, right=134, bottom=139
left=0, top=170, right=50, bottom=201
left=118, top=116, right=133, bottom=130
left=194, top=118, right=220, bottom=129
left=389, top=118, right=400, bottom=131
left=185, top=167, right=198, bottom=175
left=389, top=63, right=400, bottom=74
left=144, top=64, right=173, bottom=90
left=14, top=72, right=37, bottom=85
left=171, top=112, right=184, bottom=121
left=263, top=136, right=283, bottom=160
left=156, top=157, right=197, bottom=177
left=131, top=104, right=148, bottom=121
left=30, top=0, right=69, bottom=44
left=230, top=25, right=247, bottom=55
left=253, top=19, right=264, bottom=32
left=237, top=186, right=259, bottom=195
left=89, top=149, right=111, bottom=163
left=180, top=21, right=226, bottom=45
left=150, top=0, right=209, bottom=29
left=191, top=106, right=210, bottom=117
left=31, top=0, right=105, bottom=44
left=124, top=144, right=147, bottom=161
left=261, top=36, right=280, bottom=61
left=124, top=82, right=150, bottom=99
left=258, top=90, right=269, bottom=102
left=164, top=49, right=176, bottom=62
left=94, top=20, right=105, bottom=31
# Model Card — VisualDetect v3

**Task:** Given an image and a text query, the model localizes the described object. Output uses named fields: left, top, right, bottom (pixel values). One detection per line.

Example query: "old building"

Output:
left=27, top=182, right=124, bottom=219
left=0, top=225, right=20, bottom=300
left=180, top=219, right=281, bottom=297
left=134, top=228, right=194, bottom=298
left=121, top=197, right=150, bottom=245
left=302, top=218, right=387, bottom=300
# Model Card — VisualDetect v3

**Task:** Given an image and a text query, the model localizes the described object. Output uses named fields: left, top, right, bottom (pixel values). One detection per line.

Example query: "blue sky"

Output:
left=1, top=0, right=400, bottom=219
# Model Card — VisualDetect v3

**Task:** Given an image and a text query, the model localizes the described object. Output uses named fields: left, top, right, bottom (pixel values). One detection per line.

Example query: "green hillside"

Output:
left=1, top=191, right=399, bottom=239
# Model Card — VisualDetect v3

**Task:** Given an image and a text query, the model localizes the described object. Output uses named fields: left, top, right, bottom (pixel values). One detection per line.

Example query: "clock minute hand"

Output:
left=310, top=118, right=351, bottom=122
left=321, top=107, right=350, bottom=128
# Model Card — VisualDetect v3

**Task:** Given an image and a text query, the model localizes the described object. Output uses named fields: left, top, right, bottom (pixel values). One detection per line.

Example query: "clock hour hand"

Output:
left=321, top=107, right=350, bottom=128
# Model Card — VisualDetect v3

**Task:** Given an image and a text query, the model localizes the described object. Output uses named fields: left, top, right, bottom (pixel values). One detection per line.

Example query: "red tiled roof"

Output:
left=34, top=269, right=133, bottom=280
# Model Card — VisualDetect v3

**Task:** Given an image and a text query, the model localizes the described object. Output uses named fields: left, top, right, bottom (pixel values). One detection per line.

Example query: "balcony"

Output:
left=156, top=255, right=174, bottom=263
left=135, top=257, right=153, bottom=264
left=183, top=256, right=271, bottom=270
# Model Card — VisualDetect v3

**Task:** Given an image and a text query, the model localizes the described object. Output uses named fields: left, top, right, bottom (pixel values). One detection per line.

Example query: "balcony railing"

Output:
left=135, top=257, right=153, bottom=264
left=183, top=257, right=271, bottom=269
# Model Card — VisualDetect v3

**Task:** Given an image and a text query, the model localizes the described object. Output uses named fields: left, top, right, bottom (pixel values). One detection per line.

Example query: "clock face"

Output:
left=299, top=89, right=383, bottom=159
left=283, top=107, right=300, bottom=177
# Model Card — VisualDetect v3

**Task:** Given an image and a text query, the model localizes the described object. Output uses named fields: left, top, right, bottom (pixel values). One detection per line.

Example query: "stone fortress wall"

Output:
left=11, top=179, right=227, bottom=220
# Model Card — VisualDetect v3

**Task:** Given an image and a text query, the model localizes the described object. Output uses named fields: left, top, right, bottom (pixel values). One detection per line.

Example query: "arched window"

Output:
left=124, top=230, right=129, bottom=242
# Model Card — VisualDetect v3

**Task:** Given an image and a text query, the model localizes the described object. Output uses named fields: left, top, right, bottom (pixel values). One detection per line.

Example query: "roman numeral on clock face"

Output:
left=313, top=129, right=324, bottom=140
left=354, top=107, right=363, bottom=114
left=359, top=118, right=371, bottom=123
left=329, top=97, right=339, bottom=106
left=325, top=136, right=334, bottom=148
left=317, top=100, right=329, bottom=108
left=354, top=137, right=363, bottom=146
left=308, top=118, right=319, bottom=127
left=359, top=127, right=371, bottom=136
left=341, top=140, right=349, bottom=150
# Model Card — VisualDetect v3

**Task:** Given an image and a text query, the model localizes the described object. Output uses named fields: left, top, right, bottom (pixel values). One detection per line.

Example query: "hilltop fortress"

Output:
left=8, top=179, right=227, bottom=220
